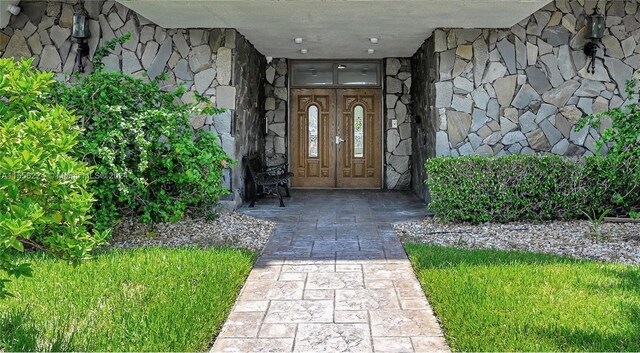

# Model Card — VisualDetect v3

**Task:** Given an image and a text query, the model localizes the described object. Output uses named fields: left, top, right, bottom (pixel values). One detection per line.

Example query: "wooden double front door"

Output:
left=291, top=88, right=382, bottom=188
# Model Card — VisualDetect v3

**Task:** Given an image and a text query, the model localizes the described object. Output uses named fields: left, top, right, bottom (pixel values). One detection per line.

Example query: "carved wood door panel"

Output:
left=290, top=88, right=381, bottom=188
left=336, top=89, right=382, bottom=188
left=291, top=89, right=336, bottom=188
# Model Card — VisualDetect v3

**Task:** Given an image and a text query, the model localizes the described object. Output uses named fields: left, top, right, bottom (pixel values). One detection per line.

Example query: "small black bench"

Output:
left=243, top=155, right=293, bottom=207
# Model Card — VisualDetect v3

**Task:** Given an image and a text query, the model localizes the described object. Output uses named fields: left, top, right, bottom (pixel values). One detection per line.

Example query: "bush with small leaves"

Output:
left=0, top=58, right=107, bottom=298
left=425, top=155, right=610, bottom=223
left=52, top=35, right=232, bottom=230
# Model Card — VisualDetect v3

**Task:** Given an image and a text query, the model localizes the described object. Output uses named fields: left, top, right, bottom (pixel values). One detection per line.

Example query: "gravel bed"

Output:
left=109, top=211, right=274, bottom=252
left=395, top=218, right=640, bottom=265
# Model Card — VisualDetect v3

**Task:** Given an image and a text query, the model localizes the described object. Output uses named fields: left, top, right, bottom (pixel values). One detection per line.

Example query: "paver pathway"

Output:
left=212, top=190, right=450, bottom=353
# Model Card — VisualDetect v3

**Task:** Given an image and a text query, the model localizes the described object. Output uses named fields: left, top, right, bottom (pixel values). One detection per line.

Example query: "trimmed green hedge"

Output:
left=425, top=155, right=613, bottom=223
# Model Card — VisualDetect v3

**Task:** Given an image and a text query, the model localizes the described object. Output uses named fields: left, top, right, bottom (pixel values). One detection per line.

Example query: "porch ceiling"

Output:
left=118, top=0, right=552, bottom=59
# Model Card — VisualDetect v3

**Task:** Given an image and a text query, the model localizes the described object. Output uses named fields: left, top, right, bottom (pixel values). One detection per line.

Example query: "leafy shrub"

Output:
left=576, top=77, right=640, bottom=218
left=425, top=155, right=610, bottom=223
left=0, top=58, right=106, bottom=298
left=52, top=36, right=231, bottom=230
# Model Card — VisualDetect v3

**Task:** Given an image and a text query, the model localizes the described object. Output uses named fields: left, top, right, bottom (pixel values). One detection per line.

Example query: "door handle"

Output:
left=336, top=136, right=345, bottom=145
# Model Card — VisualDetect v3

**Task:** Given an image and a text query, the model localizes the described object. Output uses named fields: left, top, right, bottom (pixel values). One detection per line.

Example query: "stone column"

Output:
left=264, top=58, right=289, bottom=167
left=384, top=58, right=412, bottom=190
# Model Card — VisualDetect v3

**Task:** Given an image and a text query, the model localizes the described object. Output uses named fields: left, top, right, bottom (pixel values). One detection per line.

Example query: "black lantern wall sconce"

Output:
left=583, top=8, right=605, bottom=74
left=72, top=11, right=90, bottom=73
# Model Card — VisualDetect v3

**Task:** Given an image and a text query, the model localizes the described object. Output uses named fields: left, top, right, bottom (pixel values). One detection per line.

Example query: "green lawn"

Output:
left=0, top=247, right=256, bottom=352
left=405, top=244, right=640, bottom=352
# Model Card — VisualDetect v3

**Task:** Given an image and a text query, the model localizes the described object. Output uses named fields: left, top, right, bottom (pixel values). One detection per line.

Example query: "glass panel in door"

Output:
left=353, top=105, right=364, bottom=158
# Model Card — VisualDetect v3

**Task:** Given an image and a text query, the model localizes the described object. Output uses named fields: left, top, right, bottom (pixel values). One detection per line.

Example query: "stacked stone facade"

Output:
left=0, top=0, right=266, bottom=208
left=422, top=0, right=640, bottom=159
left=264, top=58, right=288, bottom=167
left=384, top=58, right=412, bottom=190
left=230, top=35, right=267, bottom=205
left=410, top=37, right=438, bottom=202
left=3, top=0, right=639, bottom=202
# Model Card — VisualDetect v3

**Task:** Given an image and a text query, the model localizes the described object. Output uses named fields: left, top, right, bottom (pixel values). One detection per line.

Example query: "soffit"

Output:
left=118, top=0, right=552, bottom=58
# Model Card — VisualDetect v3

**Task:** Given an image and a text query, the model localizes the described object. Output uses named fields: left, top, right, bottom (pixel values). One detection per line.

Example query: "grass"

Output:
left=405, top=244, right=640, bottom=352
left=0, top=247, right=256, bottom=352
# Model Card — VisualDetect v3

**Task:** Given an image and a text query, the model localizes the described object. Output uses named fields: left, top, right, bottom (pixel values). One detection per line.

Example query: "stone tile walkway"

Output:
left=212, top=190, right=449, bottom=353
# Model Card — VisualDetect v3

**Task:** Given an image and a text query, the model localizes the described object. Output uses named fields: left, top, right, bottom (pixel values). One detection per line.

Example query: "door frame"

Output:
left=288, top=87, right=384, bottom=189
left=288, top=60, right=385, bottom=189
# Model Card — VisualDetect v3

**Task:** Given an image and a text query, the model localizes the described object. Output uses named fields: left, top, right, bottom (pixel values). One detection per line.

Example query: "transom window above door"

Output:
left=291, top=61, right=381, bottom=87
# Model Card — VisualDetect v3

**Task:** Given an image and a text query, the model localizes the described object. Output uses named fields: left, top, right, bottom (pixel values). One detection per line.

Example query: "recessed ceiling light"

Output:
left=367, top=49, right=375, bottom=54
left=370, top=38, right=379, bottom=44
left=294, top=38, right=303, bottom=44
left=337, top=64, right=347, bottom=69
left=300, top=48, right=308, bottom=54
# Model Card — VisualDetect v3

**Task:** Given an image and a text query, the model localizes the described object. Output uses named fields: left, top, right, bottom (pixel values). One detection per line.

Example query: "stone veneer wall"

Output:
left=410, top=36, right=438, bottom=202
left=384, top=58, right=412, bottom=190
left=0, top=0, right=266, bottom=208
left=429, top=0, right=640, bottom=158
left=264, top=58, right=288, bottom=167
left=229, top=31, right=267, bottom=206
